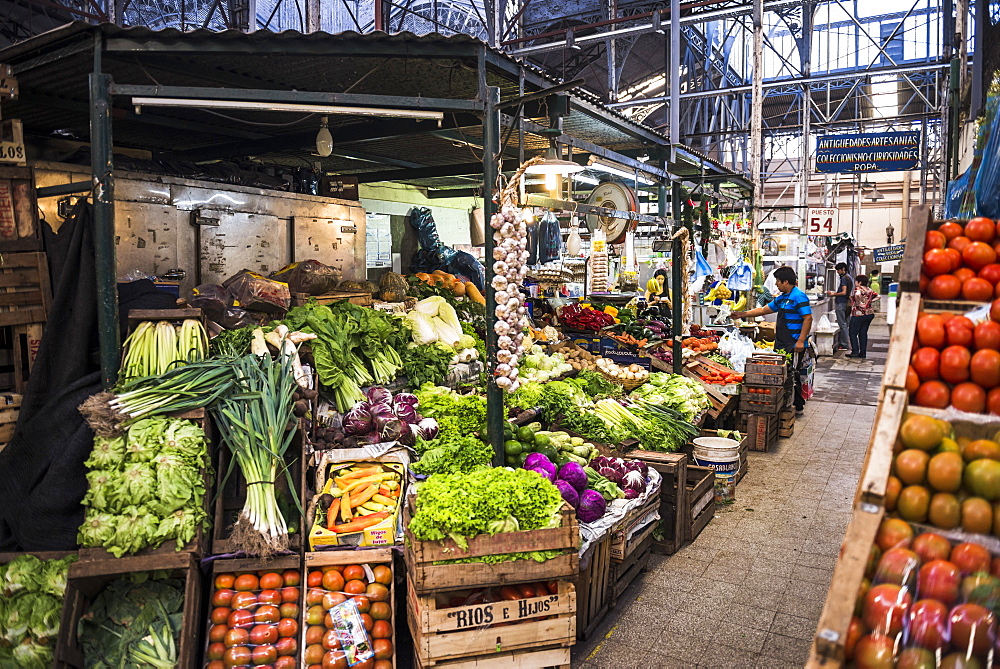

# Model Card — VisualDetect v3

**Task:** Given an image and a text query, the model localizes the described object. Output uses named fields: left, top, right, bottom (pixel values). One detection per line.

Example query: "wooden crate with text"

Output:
left=574, top=534, right=611, bottom=641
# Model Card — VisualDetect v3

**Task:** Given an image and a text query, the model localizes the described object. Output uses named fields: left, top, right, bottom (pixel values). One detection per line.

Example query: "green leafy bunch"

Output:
left=77, top=417, right=210, bottom=557
left=414, top=384, right=487, bottom=441
left=400, top=342, right=454, bottom=389
left=412, top=435, right=493, bottom=476
left=0, top=554, right=77, bottom=669
left=79, top=573, right=184, bottom=668
left=631, top=373, right=710, bottom=422
left=572, top=370, right=623, bottom=399
left=408, top=468, right=564, bottom=550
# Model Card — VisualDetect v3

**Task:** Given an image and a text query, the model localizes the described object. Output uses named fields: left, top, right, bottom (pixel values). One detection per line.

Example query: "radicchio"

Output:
left=342, top=406, right=373, bottom=436
left=365, top=386, right=393, bottom=405
left=622, top=470, right=646, bottom=495
left=415, top=418, right=439, bottom=441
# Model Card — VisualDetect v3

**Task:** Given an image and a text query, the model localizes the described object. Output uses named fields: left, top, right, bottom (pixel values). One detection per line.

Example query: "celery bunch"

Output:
left=120, top=319, right=208, bottom=382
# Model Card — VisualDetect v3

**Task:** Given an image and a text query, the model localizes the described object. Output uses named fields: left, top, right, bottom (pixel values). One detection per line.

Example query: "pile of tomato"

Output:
left=205, top=569, right=301, bottom=669
left=848, top=518, right=1000, bottom=667
left=921, top=217, right=1000, bottom=301
left=303, top=561, right=394, bottom=669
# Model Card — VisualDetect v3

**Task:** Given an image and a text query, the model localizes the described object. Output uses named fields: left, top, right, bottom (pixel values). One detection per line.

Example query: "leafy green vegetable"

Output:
left=0, top=554, right=75, bottom=668
left=78, top=417, right=211, bottom=557
left=572, top=369, right=623, bottom=399
left=432, top=549, right=565, bottom=565
left=409, top=468, right=564, bottom=550
left=83, top=435, right=125, bottom=471
left=412, top=435, right=493, bottom=475
left=415, top=384, right=487, bottom=440
left=401, top=343, right=454, bottom=389
left=210, top=325, right=270, bottom=357
left=79, top=573, right=184, bottom=668
left=630, top=373, right=711, bottom=422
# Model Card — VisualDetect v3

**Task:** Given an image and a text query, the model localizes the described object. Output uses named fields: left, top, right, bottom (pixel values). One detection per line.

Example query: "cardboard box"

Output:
left=563, top=330, right=602, bottom=353
left=308, top=461, right=405, bottom=549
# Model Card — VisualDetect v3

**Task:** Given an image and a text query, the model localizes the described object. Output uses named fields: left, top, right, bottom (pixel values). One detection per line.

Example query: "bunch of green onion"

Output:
left=110, top=357, right=237, bottom=419
left=211, top=352, right=299, bottom=556
left=120, top=319, right=208, bottom=382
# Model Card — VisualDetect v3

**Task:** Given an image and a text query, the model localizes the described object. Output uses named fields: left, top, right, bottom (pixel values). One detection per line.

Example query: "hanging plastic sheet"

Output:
left=692, top=246, right=712, bottom=282
left=973, top=95, right=1000, bottom=219
left=946, top=168, right=972, bottom=218
left=408, top=207, right=485, bottom=290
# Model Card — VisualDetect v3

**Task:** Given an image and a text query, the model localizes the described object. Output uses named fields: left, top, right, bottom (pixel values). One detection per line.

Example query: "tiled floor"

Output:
left=572, top=329, right=888, bottom=668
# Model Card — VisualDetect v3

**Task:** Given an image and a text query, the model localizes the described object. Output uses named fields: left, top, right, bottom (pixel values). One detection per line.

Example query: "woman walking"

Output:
left=848, top=274, right=879, bottom=358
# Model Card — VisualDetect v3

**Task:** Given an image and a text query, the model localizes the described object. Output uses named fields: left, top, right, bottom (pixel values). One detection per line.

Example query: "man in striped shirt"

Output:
left=732, top=266, right=813, bottom=412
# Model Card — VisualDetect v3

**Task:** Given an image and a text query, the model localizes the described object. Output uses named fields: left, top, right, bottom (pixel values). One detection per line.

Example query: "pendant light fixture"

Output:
left=315, top=116, right=333, bottom=157
left=525, top=144, right=584, bottom=193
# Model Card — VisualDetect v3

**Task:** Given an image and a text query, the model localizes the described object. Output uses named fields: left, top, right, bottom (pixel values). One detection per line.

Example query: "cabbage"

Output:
left=577, top=490, right=607, bottom=522
left=415, top=417, right=439, bottom=440
left=622, top=470, right=646, bottom=495
left=457, top=334, right=476, bottom=349
left=366, top=386, right=393, bottom=405
left=434, top=302, right=463, bottom=346
left=393, top=392, right=419, bottom=409
left=524, top=453, right=556, bottom=477
left=553, top=480, right=579, bottom=508
left=557, top=462, right=589, bottom=493
left=397, top=421, right=415, bottom=446
left=394, top=403, right=419, bottom=424
left=414, top=295, right=447, bottom=316
left=379, top=418, right=404, bottom=442
left=342, top=405, right=373, bottom=436
left=525, top=465, right=555, bottom=482
left=624, top=489, right=640, bottom=499
left=406, top=310, right=439, bottom=345
left=370, top=403, right=395, bottom=421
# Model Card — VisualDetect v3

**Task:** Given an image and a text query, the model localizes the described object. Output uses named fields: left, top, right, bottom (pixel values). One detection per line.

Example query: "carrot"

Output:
left=349, top=484, right=379, bottom=508
left=329, top=512, right=390, bottom=533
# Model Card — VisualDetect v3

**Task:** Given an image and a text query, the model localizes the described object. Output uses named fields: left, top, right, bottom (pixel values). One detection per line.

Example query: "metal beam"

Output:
left=482, top=78, right=504, bottom=467
left=36, top=181, right=92, bottom=198
left=109, top=84, right=484, bottom=112
left=349, top=162, right=485, bottom=183
left=105, top=36, right=478, bottom=58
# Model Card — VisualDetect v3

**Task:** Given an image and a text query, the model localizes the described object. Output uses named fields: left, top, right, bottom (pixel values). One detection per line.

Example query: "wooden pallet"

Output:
left=575, top=532, right=612, bottom=641
left=405, top=500, right=579, bottom=594
left=408, top=578, right=574, bottom=666
left=741, top=413, right=778, bottom=452
left=622, top=450, right=687, bottom=554
left=0, top=252, right=50, bottom=327
left=0, top=391, right=20, bottom=452
left=292, top=290, right=373, bottom=307
left=609, top=493, right=660, bottom=563
left=305, top=548, right=397, bottom=669
left=56, top=552, right=201, bottom=669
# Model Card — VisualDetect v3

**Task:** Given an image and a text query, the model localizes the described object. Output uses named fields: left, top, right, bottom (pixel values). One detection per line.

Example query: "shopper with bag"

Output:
left=848, top=274, right=879, bottom=358
left=731, top=266, right=813, bottom=413
left=825, top=262, right=854, bottom=352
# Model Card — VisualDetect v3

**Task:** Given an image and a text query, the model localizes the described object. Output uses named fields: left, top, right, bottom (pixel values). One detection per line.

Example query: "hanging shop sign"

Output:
left=806, top=208, right=840, bottom=236
left=872, top=243, right=906, bottom=263
left=814, top=131, right=920, bottom=173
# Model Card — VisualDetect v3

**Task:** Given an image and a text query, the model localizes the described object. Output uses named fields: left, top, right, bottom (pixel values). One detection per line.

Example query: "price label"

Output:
left=807, top=208, right=839, bottom=236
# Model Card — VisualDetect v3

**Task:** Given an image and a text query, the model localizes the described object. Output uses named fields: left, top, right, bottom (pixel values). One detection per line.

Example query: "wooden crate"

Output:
left=609, top=492, right=660, bottom=563
left=414, top=646, right=570, bottom=668
left=79, top=409, right=213, bottom=561
left=125, top=308, right=204, bottom=336
left=292, top=290, right=373, bottom=307
left=741, top=413, right=778, bottom=452
left=686, top=466, right=716, bottom=542
left=778, top=408, right=795, bottom=438
left=608, top=532, right=652, bottom=604
left=408, top=579, right=574, bottom=667
left=622, top=450, right=687, bottom=555
left=56, top=552, right=201, bottom=669
left=896, top=205, right=933, bottom=293
left=739, top=385, right=785, bottom=414
left=0, top=165, right=41, bottom=251
left=575, top=532, right=611, bottom=641
left=213, top=427, right=306, bottom=555
left=404, top=499, right=579, bottom=594
left=0, top=251, right=50, bottom=329
left=0, top=391, right=20, bottom=452
left=879, top=291, right=920, bottom=393
left=304, top=548, right=396, bottom=669
left=744, top=353, right=787, bottom=386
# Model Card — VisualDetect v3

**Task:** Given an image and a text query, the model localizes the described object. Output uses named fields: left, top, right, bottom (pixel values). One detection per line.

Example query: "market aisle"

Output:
left=572, top=330, right=889, bottom=668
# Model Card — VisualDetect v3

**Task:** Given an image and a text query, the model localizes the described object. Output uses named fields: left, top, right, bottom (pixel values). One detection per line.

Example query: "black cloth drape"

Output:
left=0, top=202, right=102, bottom=550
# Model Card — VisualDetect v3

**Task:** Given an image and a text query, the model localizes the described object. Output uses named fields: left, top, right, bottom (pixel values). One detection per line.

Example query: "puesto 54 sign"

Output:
left=815, top=132, right=920, bottom=173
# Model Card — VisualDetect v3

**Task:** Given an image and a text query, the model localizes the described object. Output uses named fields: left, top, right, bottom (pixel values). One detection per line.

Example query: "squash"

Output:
left=379, top=272, right=409, bottom=302
left=465, top=283, right=485, bottom=305
left=452, top=281, right=467, bottom=297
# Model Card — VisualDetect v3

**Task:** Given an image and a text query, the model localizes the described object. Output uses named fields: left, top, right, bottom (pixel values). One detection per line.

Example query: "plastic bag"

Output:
left=222, top=270, right=291, bottom=315
left=188, top=284, right=232, bottom=323
left=718, top=330, right=755, bottom=372
left=973, top=95, right=1000, bottom=219
left=409, top=207, right=485, bottom=290
left=270, top=259, right=342, bottom=295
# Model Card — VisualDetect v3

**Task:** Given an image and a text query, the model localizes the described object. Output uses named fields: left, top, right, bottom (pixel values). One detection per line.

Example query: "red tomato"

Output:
left=223, top=646, right=251, bottom=668
left=323, top=651, right=348, bottom=669
left=234, top=574, right=258, bottom=592
left=875, top=547, right=920, bottom=587
left=307, top=571, right=323, bottom=588
left=972, top=349, right=1000, bottom=389
left=917, top=314, right=946, bottom=348
left=951, top=542, right=992, bottom=574
left=945, top=316, right=976, bottom=347
left=228, top=609, right=254, bottom=629
left=212, top=589, right=236, bottom=607
left=976, top=321, right=1000, bottom=349
left=210, top=607, right=231, bottom=625
left=966, top=216, right=997, bottom=243
left=252, top=644, right=278, bottom=666
left=215, top=573, right=236, bottom=590
left=912, top=532, right=952, bottom=563
left=862, top=583, right=912, bottom=635
left=944, top=247, right=963, bottom=271
left=250, top=624, right=278, bottom=645
left=303, top=643, right=325, bottom=665
left=231, top=591, right=257, bottom=611
left=276, top=637, right=297, bottom=657
left=854, top=634, right=895, bottom=669
left=939, top=221, right=965, bottom=241
left=949, top=602, right=996, bottom=655
left=949, top=235, right=972, bottom=253
left=952, top=382, right=987, bottom=413
left=209, top=624, right=228, bottom=643
left=992, top=298, right=1000, bottom=322
left=258, top=589, right=282, bottom=606
left=281, top=570, right=300, bottom=586
left=926, top=229, right=947, bottom=249
left=255, top=605, right=280, bottom=624
left=279, top=602, right=298, bottom=620
left=954, top=267, right=977, bottom=283
left=940, top=345, right=971, bottom=384
left=980, top=264, right=1000, bottom=285
left=924, top=249, right=955, bottom=277
left=911, top=347, right=941, bottom=381
left=207, top=642, right=226, bottom=661
left=928, top=274, right=962, bottom=299
left=920, top=273, right=929, bottom=293
left=844, top=617, right=865, bottom=661
left=917, top=560, right=962, bottom=605
left=373, top=638, right=393, bottom=661
left=277, top=618, right=298, bottom=638
left=280, top=586, right=299, bottom=603
left=906, top=366, right=920, bottom=394
left=964, top=242, right=998, bottom=271
left=964, top=276, right=995, bottom=301
left=259, top=572, right=283, bottom=590
left=907, top=599, right=950, bottom=650
left=224, top=627, right=249, bottom=648
left=322, top=629, right=341, bottom=650
left=989, top=387, right=1000, bottom=415
left=915, top=380, right=950, bottom=408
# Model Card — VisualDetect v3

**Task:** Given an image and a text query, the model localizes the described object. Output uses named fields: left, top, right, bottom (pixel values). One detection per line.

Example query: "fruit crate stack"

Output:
left=738, top=353, right=789, bottom=451
left=403, top=498, right=579, bottom=667
left=622, top=451, right=688, bottom=555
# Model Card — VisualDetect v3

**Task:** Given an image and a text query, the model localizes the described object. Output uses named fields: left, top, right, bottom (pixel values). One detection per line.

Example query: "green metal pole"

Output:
left=90, top=44, right=120, bottom=389
left=671, top=181, right=683, bottom=375
left=482, top=84, right=505, bottom=467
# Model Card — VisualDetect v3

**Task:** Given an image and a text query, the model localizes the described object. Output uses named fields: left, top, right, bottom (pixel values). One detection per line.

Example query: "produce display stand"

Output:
left=623, top=450, right=688, bottom=555
left=56, top=552, right=202, bottom=669
left=575, top=533, right=612, bottom=641
left=608, top=532, right=653, bottom=604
